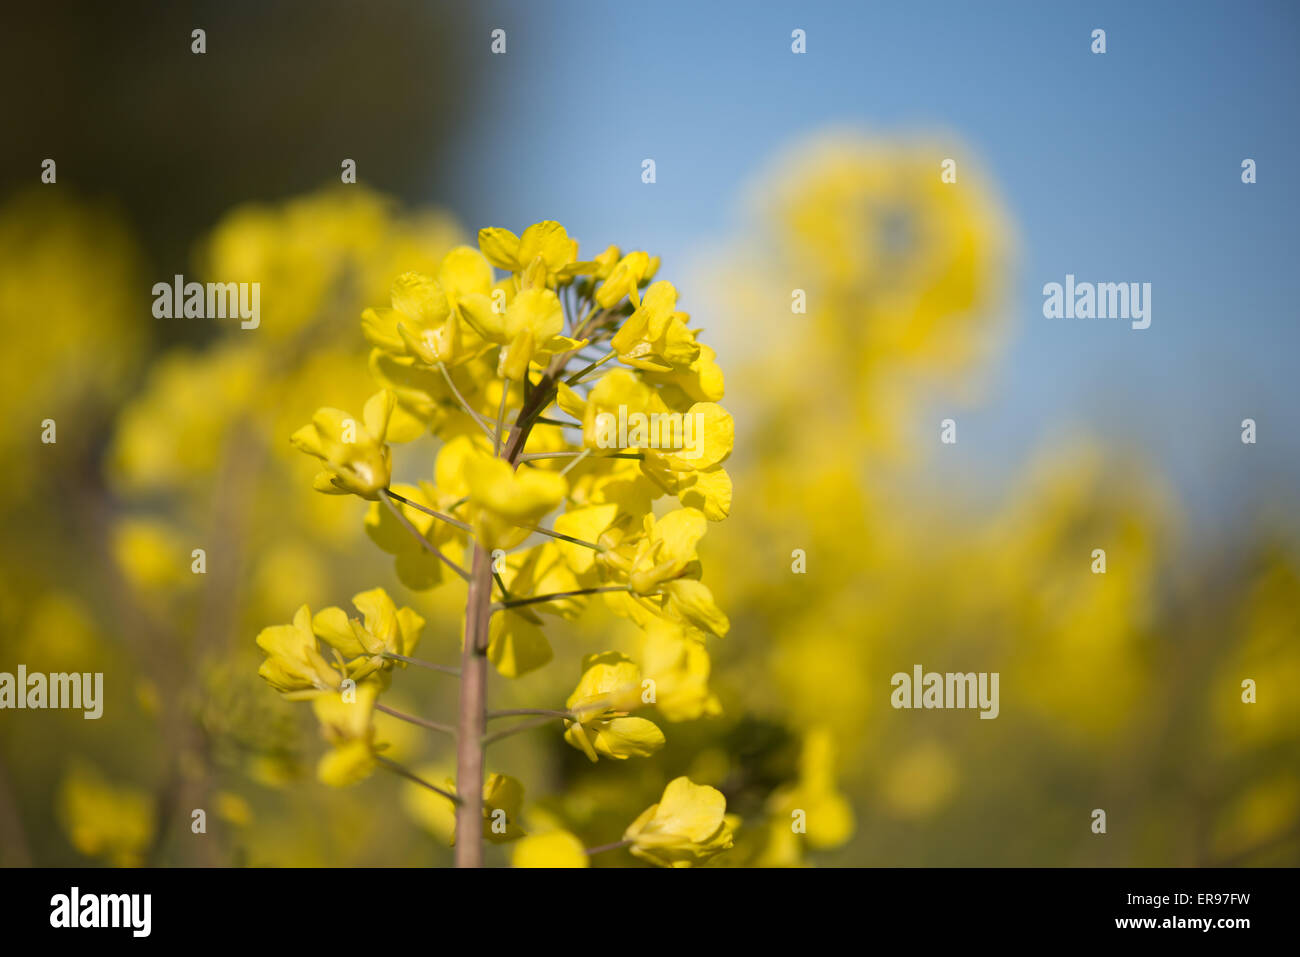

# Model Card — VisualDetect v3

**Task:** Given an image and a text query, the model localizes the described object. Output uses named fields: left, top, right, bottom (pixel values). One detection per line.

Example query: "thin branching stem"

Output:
left=377, top=651, right=460, bottom=676
left=559, top=447, right=593, bottom=477
left=517, top=523, right=605, bottom=552
left=438, top=361, right=499, bottom=444
left=481, top=714, right=564, bottom=747
left=494, top=378, right=511, bottom=455
left=376, top=756, right=460, bottom=804
left=486, top=708, right=572, bottom=720
left=563, top=351, right=617, bottom=386
left=585, top=839, right=632, bottom=856
left=494, top=585, right=628, bottom=611
left=479, top=698, right=617, bottom=746
left=376, top=703, right=456, bottom=737
left=492, top=570, right=511, bottom=600
left=382, top=488, right=472, bottom=532
left=518, top=451, right=643, bottom=462
left=380, top=490, right=471, bottom=581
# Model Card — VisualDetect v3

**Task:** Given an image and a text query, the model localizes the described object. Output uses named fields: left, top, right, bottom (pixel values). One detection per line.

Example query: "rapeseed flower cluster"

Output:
left=258, top=220, right=737, bottom=866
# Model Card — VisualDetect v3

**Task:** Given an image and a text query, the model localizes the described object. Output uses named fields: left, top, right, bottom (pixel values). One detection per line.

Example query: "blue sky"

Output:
left=435, top=0, right=1300, bottom=533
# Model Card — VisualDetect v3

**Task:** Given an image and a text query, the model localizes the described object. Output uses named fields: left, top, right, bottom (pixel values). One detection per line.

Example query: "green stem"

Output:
left=563, top=351, right=617, bottom=386
left=382, top=489, right=472, bottom=533
left=517, top=451, right=643, bottom=462
left=438, top=362, right=499, bottom=445
left=585, top=839, right=632, bottom=856
left=377, top=651, right=459, bottom=676
left=494, top=378, right=511, bottom=455
left=518, top=523, right=605, bottom=553
left=495, top=585, right=628, bottom=611
left=380, top=490, right=470, bottom=582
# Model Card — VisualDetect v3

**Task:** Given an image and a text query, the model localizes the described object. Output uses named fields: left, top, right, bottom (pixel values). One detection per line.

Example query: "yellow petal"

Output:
left=478, top=226, right=521, bottom=271
left=391, top=272, right=450, bottom=325
left=591, top=716, right=665, bottom=759
left=312, top=606, right=364, bottom=657
left=512, top=831, right=589, bottom=868
left=487, top=611, right=553, bottom=678
left=662, top=579, right=730, bottom=638
left=316, top=740, right=375, bottom=787
left=662, top=402, right=733, bottom=470
left=362, top=390, right=396, bottom=442
left=678, top=468, right=732, bottom=521
left=553, top=503, right=618, bottom=574
left=651, top=508, right=708, bottom=565
left=438, top=246, right=494, bottom=302
left=517, top=221, right=576, bottom=274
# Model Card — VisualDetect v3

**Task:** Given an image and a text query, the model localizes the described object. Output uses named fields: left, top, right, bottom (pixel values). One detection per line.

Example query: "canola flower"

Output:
left=257, top=220, right=736, bottom=866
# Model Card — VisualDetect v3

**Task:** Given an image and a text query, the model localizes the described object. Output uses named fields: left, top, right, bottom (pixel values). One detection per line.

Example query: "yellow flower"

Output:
left=477, top=220, right=581, bottom=284
left=362, top=247, right=499, bottom=367
left=58, top=762, right=156, bottom=867
left=766, top=728, right=856, bottom=850
left=512, top=830, right=589, bottom=868
left=623, top=777, right=736, bottom=868
left=617, top=507, right=708, bottom=594
left=311, top=587, right=425, bottom=680
left=312, top=680, right=382, bottom=787
left=639, top=618, right=722, bottom=722
left=610, top=280, right=700, bottom=372
left=255, top=605, right=347, bottom=699
left=290, top=389, right=396, bottom=499
left=112, top=517, right=188, bottom=592
left=463, top=449, right=568, bottom=550
left=563, top=652, right=665, bottom=762
left=597, top=508, right=731, bottom=638
left=641, top=341, right=725, bottom=403
left=594, top=250, right=659, bottom=308
left=480, top=773, right=528, bottom=843
left=559, top=370, right=733, bottom=516
left=461, top=284, right=583, bottom=380
left=401, top=769, right=526, bottom=845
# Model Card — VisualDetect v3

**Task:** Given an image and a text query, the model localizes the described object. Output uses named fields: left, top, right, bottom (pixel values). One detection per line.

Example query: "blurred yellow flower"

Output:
left=623, top=776, right=735, bottom=868
left=312, top=680, right=383, bottom=787
left=58, top=762, right=155, bottom=867
left=767, top=729, right=855, bottom=850
left=512, top=830, right=589, bottom=868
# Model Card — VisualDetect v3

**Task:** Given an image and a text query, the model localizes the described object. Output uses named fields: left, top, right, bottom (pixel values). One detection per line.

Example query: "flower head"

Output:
left=623, top=776, right=736, bottom=867
left=290, top=389, right=396, bottom=499
left=255, top=605, right=347, bottom=699
left=563, top=652, right=665, bottom=762
left=311, top=587, right=425, bottom=680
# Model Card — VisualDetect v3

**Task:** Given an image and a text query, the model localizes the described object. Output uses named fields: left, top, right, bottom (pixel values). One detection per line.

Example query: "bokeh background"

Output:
left=1, top=0, right=1296, bottom=866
